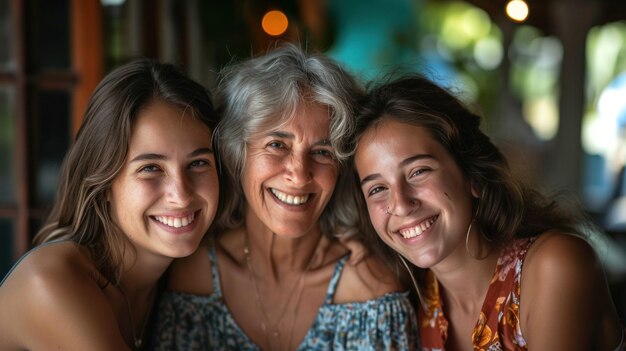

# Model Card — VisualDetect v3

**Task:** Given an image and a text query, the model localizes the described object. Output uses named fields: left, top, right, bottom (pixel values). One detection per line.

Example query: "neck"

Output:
left=114, top=247, right=170, bottom=350
left=431, top=248, right=499, bottom=314
left=118, top=246, right=173, bottom=298
left=244, top=209, right=325, bottom=277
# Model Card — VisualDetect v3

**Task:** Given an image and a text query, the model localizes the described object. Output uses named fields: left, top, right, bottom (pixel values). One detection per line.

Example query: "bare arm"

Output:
left=0, top=245, right=131, bottom=350
left=521, top=232, right=610, bottom=350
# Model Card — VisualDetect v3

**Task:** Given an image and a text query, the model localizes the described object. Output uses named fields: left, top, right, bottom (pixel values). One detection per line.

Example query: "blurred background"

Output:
left=1, top=0, right=626, bottom=315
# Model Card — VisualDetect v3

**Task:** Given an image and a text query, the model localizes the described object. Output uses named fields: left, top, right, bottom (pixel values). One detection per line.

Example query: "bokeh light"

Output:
left=262, top=10, right=288, bottom=36
left=506, top=0, right=529, bottom=22
left=473, top=37, right=503, bottom=70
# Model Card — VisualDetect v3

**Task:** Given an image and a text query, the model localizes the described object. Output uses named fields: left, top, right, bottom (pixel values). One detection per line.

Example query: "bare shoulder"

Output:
left=522, top=231, right=601, bottom=302
left=524, top=231, right=600, bottom=283
left=167, top=239, right=213, bottom=294
left=0, top=241, right=128, bottom=350
left=520, top=232, right=622, bottom=349
left=334, top=248, right=405, bottom=304
left=2, top=241, right=95, bottom=291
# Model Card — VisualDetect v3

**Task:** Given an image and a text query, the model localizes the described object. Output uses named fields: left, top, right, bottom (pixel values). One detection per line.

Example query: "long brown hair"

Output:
left=352, top=74, right=585, bottom=266
left=33, top=60, right=219, bottom=285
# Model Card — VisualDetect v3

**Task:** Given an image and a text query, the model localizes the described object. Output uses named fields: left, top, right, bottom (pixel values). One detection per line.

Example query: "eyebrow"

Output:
left=267, top=131, right=331, bottom=146
left=130, top=147, right=213, bottom=163
left=360, top=154, right=435, bottom=186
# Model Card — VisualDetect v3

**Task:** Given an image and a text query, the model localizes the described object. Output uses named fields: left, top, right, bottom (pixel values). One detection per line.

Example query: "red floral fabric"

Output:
left=418, top=238, right=535, bottom=351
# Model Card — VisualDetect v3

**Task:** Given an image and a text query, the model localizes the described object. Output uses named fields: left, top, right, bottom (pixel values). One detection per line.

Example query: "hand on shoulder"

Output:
left=334, top=247, right=406, bottom=304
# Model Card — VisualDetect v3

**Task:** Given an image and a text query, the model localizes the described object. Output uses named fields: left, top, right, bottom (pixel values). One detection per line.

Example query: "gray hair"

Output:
left=214, top=43, right=362, bottom=237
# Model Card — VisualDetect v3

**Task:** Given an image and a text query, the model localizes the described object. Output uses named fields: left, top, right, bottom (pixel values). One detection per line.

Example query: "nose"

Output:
left=165, top=171, right=194, bottom=207
left=387, top=182, right=419, bottom=216
left=284, top=152, right=312, bottom=186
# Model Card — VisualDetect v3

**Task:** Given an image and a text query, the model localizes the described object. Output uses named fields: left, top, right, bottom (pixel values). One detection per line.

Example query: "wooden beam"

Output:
left=71, top=0, right=103, bottom=137
left=13, top=0, right=29, bottom=257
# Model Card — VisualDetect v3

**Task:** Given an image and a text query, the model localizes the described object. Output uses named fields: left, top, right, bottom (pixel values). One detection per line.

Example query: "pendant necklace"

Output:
left=243, top=232, right=322, bottom=351
left=117, top=285, right=154, bottom=349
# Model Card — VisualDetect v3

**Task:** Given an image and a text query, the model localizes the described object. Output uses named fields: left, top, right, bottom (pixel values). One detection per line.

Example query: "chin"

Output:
left=165, top=240, right=203, bottom=258
left=406, top=254, right=440, bottom=269
left=266, top=220, right=315, bottom=237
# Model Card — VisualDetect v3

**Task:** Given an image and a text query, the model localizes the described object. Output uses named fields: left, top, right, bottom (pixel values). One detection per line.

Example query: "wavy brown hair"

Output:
left=351, top=74, right=585, bottom=267
left=33, top=60, right=219, bottom=285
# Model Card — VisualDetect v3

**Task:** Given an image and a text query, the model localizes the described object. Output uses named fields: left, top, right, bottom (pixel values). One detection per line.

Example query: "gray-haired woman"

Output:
left=154, top=44, right=419, bottom=350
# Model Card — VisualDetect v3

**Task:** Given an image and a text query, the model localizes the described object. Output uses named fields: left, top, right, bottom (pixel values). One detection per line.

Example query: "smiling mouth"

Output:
left=398, top=216, right=438, bottom=239
left=270, top=188, right=311, bottom=206
left=153, top=212, right=196, bottom=228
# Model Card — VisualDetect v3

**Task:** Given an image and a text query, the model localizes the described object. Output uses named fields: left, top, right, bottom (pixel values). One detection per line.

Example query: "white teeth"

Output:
left=270, top=188, right=310, bottom=205
left=399, top=217, right=436, bottom=239
left=155, top=212, right=195, bottom=228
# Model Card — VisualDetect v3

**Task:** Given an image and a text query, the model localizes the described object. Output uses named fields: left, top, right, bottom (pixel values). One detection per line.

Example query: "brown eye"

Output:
left=267, top=141, right=286, bottom=149
left=367, top=186, right=386, bottom=197
left=409, top=168, right=429, bottom=178
left=189, top=160, right=209, bottom=168
left=139, top=165, right=160, bottom=173
left=311, top=148, right=336, bottom=164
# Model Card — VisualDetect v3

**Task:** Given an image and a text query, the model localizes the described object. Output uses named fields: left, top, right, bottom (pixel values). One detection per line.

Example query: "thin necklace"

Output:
left=117, top=285, right=154, bottom=349
left=243, top=232, right=322, bottom=351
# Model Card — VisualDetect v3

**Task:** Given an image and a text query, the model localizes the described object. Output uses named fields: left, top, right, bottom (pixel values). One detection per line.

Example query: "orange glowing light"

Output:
left=262, top=10, right=288, bottom=36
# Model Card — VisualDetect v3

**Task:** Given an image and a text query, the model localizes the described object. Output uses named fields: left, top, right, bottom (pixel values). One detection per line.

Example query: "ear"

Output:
left=470, top=181, right=481, bottom=199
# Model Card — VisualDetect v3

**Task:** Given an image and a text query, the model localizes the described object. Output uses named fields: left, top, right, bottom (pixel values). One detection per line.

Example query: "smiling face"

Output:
left=354, top=117, right=476, bottom=268
left=109, top=101, right=219, bottom=260
left=241, top=102, right=339, bottom=238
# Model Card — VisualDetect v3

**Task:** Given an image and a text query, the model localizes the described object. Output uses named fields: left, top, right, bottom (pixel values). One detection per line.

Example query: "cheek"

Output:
left=242, top=157, right=274, bottom=185
left=314, top=164, right=339, bottom=188
left=367, top=204, right=385, bottom=233
left=198, top=174, right=220, bottom=202
left=240, top=168, right=259, bottom=197
left=437, top=178, right=468, bottom=206
left=114, top=181, right=158, bottom=214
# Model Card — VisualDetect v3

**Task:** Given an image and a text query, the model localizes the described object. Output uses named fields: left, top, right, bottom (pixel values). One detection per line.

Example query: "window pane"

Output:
left=0, top=85, right=15, bottom=204
left=0, top=219, right=14, bottom=282
left=30, top=90, right=70, bottom=207
left=27, top=0, right=70, bottom=70
left=103, top=1, right=130, bottom=69
left=0, top=0, right=14, bottom=69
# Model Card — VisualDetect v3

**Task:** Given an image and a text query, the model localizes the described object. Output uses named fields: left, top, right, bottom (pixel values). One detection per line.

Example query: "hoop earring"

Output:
left=397, top=254, right=428, bottom=312
left=465, top=219, right=490, bottom=260
left=464, top=220, right=476, bottom=258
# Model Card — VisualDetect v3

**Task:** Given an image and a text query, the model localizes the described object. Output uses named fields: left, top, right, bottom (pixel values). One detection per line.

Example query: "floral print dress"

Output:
left=418, top=236, right=626, bottom=351
left=418, top=238, right=536, bottom=351
left=153, top=244, right=419, bottom=350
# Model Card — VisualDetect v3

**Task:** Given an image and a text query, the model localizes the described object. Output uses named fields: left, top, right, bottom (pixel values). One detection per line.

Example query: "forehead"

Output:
left=359, top=118, right=442, bottom=153
left=354, top=117, right=462, bottom=175
left=130, top=101, right=212, bottom=147
left=255, top=102, right=331, bottom=137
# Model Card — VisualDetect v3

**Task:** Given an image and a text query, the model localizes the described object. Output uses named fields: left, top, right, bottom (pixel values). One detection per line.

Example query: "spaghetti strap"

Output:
left=323, top=255, right=349, bottom=305
left=207, top=242, right=223, bottom=298
left=1, top=240, right=68, bottom=287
